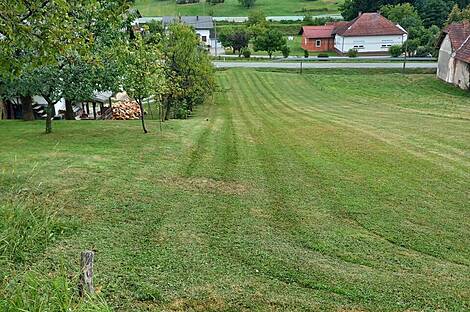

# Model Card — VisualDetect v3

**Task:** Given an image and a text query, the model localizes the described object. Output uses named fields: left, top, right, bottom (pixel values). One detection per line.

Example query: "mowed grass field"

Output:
left=1, top=69, right=470, bottom=311
left=135, top=0, right=341, bottom=17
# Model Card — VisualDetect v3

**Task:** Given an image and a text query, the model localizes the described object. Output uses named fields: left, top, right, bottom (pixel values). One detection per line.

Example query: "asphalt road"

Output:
left=213, top=62, right=438, bottom=69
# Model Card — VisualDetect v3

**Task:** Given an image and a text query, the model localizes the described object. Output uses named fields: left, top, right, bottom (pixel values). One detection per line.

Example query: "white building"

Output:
left=437, top=22, right=470, bottom=90
left=333, top=13, right=407, bottom=54
left=134, top=16, right=214, bottom=47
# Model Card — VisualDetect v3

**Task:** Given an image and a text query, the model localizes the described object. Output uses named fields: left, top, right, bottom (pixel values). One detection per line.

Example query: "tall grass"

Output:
left=0, top=186, right=110, bottom=310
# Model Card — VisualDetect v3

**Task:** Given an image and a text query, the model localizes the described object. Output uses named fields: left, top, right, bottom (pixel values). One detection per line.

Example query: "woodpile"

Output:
left=111, top=101, right=141, bottom=120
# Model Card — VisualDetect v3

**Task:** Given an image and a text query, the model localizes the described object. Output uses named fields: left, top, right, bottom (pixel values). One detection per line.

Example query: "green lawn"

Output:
left=1, top=69, right=470, bottom=311
left=135, top=0, right=342, bottom=17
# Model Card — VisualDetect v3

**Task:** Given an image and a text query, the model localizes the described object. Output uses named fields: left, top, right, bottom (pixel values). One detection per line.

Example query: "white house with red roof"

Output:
left=300, top=13, right=407, bottom=54
left=334, top=13, right=407, bottom=54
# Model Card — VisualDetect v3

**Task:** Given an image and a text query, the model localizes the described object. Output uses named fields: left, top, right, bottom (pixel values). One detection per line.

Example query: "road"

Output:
left=213, top=14, right=342, bottom=23
left=213, top=62, right=438, bottom=69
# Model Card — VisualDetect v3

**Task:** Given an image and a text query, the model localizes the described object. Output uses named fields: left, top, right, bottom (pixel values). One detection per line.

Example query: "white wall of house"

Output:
left=454, top=59, right=470, bottom=90
left=437, top=34, right=454, bottom=83
left=335, top=34, right=407, bottom=53
left=196, top=29, right=211, bottom=46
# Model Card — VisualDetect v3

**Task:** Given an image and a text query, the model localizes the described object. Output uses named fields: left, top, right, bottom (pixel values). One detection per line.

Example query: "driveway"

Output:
left=213, top=62, right=438, bottom=69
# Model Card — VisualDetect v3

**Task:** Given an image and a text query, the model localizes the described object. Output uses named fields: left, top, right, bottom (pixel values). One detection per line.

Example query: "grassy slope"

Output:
left=1, top=69, right=469, bottom=310
left=135, top=0, right=342, bottom=17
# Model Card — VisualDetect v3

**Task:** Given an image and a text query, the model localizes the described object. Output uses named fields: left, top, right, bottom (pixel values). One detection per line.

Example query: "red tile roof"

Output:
left=299, top=25, right=336, bottom=39
left=455, top=38, right=470, bottom=63
left=335, top=13, right=407, bottom=37
left=443, top=21, right=470, bottom=50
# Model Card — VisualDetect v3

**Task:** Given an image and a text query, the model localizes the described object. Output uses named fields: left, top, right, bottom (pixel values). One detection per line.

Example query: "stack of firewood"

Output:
left=111, top=101, right=141, bottom=120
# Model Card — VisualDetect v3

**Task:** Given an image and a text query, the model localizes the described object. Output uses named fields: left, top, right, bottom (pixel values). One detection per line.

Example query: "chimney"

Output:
left=358, top=11, right=362, bottom=17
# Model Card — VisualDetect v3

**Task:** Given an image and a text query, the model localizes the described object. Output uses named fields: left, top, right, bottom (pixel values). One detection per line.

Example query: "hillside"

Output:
left=2, top=69, right=469, bottom=310
left=135, top=0, right=343, bottom=17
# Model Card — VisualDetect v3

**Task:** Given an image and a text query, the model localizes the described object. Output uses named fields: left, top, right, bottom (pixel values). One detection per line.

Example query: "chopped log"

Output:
left=78, top=250, right=95, bottom=297
left=110, top=101, right=142, bottom=120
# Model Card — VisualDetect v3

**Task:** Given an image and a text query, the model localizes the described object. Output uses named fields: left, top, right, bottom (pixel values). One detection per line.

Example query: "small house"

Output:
left=299, top=25, right=336, bottom=52
left=437, top=21, right=470, bottom=90
left=299, top=13, right=407, bottom=55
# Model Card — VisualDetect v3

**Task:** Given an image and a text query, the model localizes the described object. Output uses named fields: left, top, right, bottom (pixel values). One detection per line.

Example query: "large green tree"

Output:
left=381, top=3, right=423, bottom=30
left=162, top=23, right=215, bottom=120
left=253, top=29, right=288, bottom=59
left=0, top=0, right=134, bottom=132
left=219, top=30, right=250, bottom=56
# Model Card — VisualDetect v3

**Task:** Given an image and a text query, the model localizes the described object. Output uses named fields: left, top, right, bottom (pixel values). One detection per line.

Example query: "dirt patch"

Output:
left=157, top=176, right=249, bottom=196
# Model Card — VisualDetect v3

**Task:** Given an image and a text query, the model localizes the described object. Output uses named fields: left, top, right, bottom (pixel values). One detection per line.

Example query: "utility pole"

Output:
left=402, top=38, right=408, bottom=75
left=214, top=19, right=218, bottom=57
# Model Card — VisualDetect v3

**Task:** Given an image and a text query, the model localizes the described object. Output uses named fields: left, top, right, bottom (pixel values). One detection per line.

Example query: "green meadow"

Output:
left=1, top=69, right=469, bottom=311
left=135, top=0, right=342, bottom=17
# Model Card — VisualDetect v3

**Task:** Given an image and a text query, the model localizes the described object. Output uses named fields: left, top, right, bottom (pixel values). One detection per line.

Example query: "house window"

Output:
left=316, top=40, right=321, bottom=47
left=354, top=45, right=365, bottom=49
left=201, top=36, right=207, bottom=42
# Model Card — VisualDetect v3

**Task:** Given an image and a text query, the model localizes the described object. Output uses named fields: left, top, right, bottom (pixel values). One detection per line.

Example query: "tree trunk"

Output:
left=20, top=96, right=34, bottom=121
left=0, top=100, right=6, bottom=120
left=65, top=99, right=75, bottom=120
left=164, top=97, right=171, bottom=121
left=138, top=99, right=148, bottom=134
left=45, top=102, right=54, bottom=134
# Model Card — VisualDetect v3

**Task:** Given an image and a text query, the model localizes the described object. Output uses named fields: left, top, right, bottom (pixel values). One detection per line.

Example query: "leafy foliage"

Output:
left=121, top=32, right=166, bottom=133
left=253, top=29, right=288, bottom=58
left=446, top=4, right=470, bottom=24
left=161, top=23, right=215, bottom=120
left=219, top=30, right=250, bottom=56
left=0, top=0, right=135, bottom=132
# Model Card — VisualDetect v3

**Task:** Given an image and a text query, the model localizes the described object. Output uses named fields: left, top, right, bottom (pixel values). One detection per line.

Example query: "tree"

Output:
left=381, top=3, right=423, bottom=30
left=121, top=33, right=166, bottom=133
left=0, top=0, right=134, bottom=133
left=23, top=64, right=64, bottom=133
left=247, top=10, right=268, bottom=38
left=389, top=45, right=403, bottom=56
left=219, top=30, right=250, bottom=56
left=239, top=0, right=256, bottom=8
left=415, top=0, right=453, bottom=27
left=446, top=4, right=470, bottom=24
left=162, top=23, right=215, bottom=120
left=253, top=29, right=288, bottom=59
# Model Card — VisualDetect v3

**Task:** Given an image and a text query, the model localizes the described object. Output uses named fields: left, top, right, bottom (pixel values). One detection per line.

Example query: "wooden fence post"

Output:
left=79, top=250, right=95, bottom=297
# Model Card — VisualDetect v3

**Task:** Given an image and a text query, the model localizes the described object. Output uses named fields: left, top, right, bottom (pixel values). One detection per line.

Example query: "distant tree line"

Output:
left=340, top=0, right=470, bottom=27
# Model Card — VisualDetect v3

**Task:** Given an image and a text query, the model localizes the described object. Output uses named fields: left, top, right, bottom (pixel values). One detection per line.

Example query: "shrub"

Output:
left=389, top=45, right=402, bottom=57
left=242, top=48, right=251, bottom=58
left=304, top=49, right=309, bottom=58
left=347, top=48, right=358, bottom=57
left=281, top=46, right=290, bottom=58
left=317, top=53, right=329, bottom=58
left=415, top=46, right=430, bottom=57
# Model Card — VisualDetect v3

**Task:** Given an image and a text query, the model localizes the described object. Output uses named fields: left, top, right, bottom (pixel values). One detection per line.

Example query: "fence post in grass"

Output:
left=79, top=250, right=95, bottom=297
left=300, top=61, right=303, bottom=75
